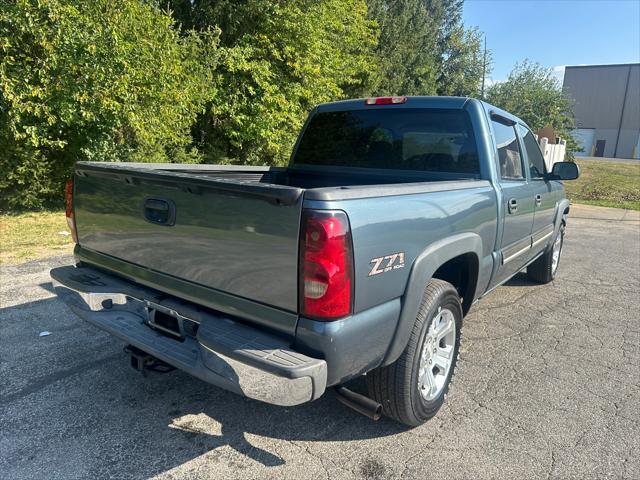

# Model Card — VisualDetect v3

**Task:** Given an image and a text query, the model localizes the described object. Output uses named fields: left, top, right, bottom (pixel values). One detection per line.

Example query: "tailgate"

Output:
left=73, top=163, right=304, bottom=316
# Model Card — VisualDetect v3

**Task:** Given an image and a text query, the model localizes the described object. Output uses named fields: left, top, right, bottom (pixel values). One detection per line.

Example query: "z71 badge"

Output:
left=369, top=252, right=405, bottom=276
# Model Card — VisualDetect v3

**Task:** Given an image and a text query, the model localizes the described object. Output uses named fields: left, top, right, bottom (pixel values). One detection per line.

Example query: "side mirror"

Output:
left=550, top=162, right=580, bottom=181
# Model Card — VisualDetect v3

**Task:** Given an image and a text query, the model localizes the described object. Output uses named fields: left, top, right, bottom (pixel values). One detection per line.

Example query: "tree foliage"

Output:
left=0, top=0, right=218, bottom=208
left=367, top=0, right=486, bottom=97
left=436, top=26, right=486, bottom=97
left=4, top=0, right=567, bottom=211
left=366, top=0, right=438, bottom=95
left=203, top=0, right=378, bottom=164
left=486, top=61, right=578, bottom=157
left=427, top=0, right=486, bottom=96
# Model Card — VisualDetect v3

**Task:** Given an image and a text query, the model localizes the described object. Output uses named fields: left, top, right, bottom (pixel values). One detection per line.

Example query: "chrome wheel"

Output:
left=418, top=307, right=456, bottom=401
left=551, top=232, right=562, bottom=274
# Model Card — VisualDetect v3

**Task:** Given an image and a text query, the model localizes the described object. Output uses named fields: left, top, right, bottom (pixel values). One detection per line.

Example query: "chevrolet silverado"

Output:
left=51, top=96, right=579, bottom=426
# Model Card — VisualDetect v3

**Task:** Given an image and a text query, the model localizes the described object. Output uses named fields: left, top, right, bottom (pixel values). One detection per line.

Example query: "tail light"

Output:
left=300, top=209, right=354, bottom=320
left=65, top=178, right=78, bottom=243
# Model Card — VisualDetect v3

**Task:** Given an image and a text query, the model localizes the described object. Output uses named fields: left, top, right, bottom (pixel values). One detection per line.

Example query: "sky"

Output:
left=462, top=0, right=640, bottom=85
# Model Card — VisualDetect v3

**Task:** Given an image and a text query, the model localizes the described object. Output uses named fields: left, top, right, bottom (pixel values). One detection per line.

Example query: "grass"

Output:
left=565, top=159, right=640, bottom=211
left=0, top=210, right=74, bottom=265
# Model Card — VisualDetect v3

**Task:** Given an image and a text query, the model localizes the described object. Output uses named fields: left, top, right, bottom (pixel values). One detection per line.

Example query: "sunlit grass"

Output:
left=0, top=210, right=74, bottom=264
left=565, top=160, right=640, bottom=211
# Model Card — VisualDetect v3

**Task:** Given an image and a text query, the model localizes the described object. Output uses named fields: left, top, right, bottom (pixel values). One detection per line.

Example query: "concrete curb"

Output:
left=569, top=203, right=640, bottom=224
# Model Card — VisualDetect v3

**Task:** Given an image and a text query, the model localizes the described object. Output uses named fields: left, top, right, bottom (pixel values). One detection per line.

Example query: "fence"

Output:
left=537, top=136, right=566, bottom=170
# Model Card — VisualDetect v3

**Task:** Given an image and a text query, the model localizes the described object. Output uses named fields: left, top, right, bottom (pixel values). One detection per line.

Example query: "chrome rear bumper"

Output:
left=50, top=265, right=327, bottom=406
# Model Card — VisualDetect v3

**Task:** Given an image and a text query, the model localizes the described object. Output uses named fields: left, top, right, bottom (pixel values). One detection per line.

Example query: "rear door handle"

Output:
left=143, top=197, right=176, bottom=226
left=534, top=194, right=542, bottom=206
left=508, top=198, right=518, bottom=214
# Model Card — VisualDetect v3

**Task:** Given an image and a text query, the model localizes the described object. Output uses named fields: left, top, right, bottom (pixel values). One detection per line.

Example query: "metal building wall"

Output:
left=563, top=64, right=640, bottom=159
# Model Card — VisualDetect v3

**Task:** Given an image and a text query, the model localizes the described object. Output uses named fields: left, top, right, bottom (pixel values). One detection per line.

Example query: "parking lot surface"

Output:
left=1, top=205, right=639, bottom=479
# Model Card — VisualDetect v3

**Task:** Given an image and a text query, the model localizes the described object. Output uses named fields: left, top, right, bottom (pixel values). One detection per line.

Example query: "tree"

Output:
left=1, top=0, right=493, bottom=209
left=366, top=0, right=439, bottom=96
left=0, top=0, right=219, bottom=209
left=436, top=26, right=487, bottom=97
left=485, top=61, right=578, bottom=157
left=366, top=0, right=487, bottom=98
left=428, top=0, right=488, bottom=96
left=170, top=0, right=379, bottom=165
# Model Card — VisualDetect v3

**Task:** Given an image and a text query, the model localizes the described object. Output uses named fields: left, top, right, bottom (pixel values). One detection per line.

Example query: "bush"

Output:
left=0, top=0, right=219, bottom=209
left=199, top=0, right=379, bottom=165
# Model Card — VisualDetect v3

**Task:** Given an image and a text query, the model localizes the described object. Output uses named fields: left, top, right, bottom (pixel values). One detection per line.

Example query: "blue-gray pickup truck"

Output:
left=51, top=96, right=579, bottom=426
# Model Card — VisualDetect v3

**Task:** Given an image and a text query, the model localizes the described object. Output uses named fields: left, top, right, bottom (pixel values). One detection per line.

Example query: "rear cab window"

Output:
left=293, top=108, right=480, bottom=175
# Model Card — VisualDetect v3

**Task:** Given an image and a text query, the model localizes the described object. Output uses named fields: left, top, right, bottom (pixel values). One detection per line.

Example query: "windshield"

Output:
left=293, top=108, right=479, bottom=174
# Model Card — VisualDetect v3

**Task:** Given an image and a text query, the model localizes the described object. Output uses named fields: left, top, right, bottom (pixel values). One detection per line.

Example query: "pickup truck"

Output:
left=51, top=96, right=579, bottom=426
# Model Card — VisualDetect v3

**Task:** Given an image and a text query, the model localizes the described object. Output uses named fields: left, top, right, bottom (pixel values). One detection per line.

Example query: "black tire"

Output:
left=366, top=279, right=463, bottom=427
left=527, top=223, right=565, bottom=284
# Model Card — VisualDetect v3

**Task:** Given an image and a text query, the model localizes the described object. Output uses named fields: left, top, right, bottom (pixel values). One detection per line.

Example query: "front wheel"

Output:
left=366, top=279, right=462, bottom=427
left=527, top=223, right=565, bottom=284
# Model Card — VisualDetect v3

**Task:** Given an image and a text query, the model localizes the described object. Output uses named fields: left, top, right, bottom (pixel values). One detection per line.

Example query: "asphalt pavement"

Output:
left=1, top=204, right=639, bottom=479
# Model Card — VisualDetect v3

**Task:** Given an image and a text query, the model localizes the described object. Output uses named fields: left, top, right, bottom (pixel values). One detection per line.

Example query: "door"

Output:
left=572, top=128, right=594, bottom=158
left=491, top=118, right=535, bottom=284
left=594, top=139, right=606, bottom=157
left=519, top=125, right=556, bottom=254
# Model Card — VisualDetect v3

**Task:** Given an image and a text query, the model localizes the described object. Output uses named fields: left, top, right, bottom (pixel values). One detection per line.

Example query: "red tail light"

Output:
left=300, top=210, right=354, bottom=320
left=65, top=178, right=78, bottom=243
left=364, top=96, right=407, bottom=105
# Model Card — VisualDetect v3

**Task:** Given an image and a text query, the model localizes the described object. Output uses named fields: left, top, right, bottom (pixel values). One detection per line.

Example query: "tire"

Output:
left=366, top=279, right=463, bottom=427
left=527, top=223, right=565, bottom=284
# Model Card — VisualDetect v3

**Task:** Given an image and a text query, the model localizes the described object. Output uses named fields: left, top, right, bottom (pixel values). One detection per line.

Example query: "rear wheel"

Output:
left=366, top=279, right=462, bottom=426
left=527, top=223, right=565, bottom=284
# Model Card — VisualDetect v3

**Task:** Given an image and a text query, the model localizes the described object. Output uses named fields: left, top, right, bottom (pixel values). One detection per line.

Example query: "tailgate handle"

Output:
left=143, top=197, right=176, bottom=226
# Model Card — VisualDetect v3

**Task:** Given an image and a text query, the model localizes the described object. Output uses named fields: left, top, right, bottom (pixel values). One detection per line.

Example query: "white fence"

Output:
left=537, top=136, right=566, bottom=170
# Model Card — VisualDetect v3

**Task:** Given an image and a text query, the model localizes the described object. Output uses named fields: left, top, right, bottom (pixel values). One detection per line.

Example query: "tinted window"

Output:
left=294, top=108, right=479, bottom=174
left=520, top=126, right=546, bottom=178
left=492, top=120, right=523, bottom=180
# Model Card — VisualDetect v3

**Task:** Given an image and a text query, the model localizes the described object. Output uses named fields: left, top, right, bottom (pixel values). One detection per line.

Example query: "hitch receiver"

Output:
left=124, top=345, right=175, bottom=376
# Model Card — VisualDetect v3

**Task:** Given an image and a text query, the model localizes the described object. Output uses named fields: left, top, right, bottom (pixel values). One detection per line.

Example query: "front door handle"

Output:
left=508, top=198, right=518, bottom=214
left=534, top=194, right=542, bottom=207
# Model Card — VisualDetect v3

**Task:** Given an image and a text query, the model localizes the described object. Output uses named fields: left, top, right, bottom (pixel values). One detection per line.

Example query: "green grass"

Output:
left=565, top=160, right=640, bottom=211
left=0, top=210, right=74, bottom=264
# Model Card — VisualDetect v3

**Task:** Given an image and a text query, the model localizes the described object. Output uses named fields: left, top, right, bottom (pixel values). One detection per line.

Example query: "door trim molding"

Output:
left=531, top=225, right=554, bottom=249
left=501, top=237, right=532, bottom=265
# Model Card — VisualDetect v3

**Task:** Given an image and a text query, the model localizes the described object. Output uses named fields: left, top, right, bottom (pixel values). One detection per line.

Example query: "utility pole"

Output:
left=481, top=35, right=487, bottom=99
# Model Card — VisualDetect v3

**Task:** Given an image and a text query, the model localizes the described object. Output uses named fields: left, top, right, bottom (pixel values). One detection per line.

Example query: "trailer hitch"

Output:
left=124, top=345, right=175, bottom=376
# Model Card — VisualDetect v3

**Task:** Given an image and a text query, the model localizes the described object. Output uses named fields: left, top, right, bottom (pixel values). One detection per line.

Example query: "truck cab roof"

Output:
left=315, top=96, right=528, bottom=130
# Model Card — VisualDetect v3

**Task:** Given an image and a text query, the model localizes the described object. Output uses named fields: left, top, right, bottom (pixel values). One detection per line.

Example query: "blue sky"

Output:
left=462, top=0, right=640, bottom=84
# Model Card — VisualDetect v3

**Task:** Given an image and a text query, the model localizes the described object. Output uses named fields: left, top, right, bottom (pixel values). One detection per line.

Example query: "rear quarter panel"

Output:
left=304, top=183, right=498, bottom=314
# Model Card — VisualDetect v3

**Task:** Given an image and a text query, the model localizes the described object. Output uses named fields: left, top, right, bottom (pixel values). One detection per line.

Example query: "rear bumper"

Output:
left=50, top=265, right=327, bottom=407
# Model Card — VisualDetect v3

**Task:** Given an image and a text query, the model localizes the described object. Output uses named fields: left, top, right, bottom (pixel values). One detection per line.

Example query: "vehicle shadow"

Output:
left=502, top=272, right=538, bottom=287
left=1, top=290, right=408, bottom=478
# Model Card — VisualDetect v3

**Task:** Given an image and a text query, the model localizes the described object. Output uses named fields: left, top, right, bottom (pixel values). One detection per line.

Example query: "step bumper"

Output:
left=50, top=265, right=327, bottom=406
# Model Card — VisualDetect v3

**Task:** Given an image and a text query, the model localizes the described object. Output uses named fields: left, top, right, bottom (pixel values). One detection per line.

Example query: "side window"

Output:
left=519, top=126, right=546, bottom=178
left=492, top=120, right=524, bottom=180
